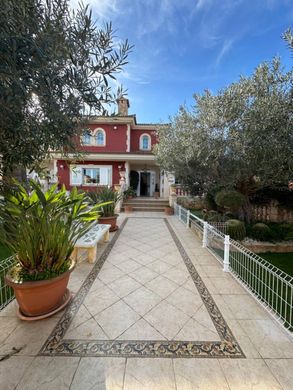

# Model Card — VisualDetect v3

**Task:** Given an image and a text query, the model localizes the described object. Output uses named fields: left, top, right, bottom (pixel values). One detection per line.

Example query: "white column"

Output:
left=202, top=222, right=208, bottom=248
left=223, top=235, right=230, bottom=272
left=125, top=161, right=130, bottom=187
left=186, top=210, right=190, bottom=228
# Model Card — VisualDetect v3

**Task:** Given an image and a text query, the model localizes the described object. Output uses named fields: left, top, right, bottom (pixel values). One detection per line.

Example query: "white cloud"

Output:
left=69, top=0, right=121, bottom=20
left=215, top=38, right=234, bottom=65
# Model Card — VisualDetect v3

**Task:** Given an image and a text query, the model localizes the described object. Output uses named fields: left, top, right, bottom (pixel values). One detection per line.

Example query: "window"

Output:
left=140, top=133, right=151, bottom=151
left=82, top=130, right=91, bottom=145
left=70, top=165, right=112, bottom=186
left=83, top=168, right=100, bottom=185
left=94, top=128, right=106, bottom=146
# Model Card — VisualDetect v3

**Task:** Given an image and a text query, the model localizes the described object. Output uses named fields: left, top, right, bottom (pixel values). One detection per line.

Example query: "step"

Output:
left=121, top=206, right=166, bottom=212
left=123, top=202, right=169, bottom=208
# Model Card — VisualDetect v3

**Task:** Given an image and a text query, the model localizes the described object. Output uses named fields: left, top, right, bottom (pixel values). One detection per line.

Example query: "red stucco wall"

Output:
left=130, top=129, right=158, bottom=152
left=57, top=160, right=124, bottom=191
left=78, top=124, right=128, bottom=153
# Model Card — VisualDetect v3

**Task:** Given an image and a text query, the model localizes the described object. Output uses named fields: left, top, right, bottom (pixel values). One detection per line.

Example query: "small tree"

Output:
left=0, top=0, right=132, bottom=180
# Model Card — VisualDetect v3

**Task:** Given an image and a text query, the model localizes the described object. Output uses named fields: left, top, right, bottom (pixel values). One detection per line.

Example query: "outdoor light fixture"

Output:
left=113, top=126, right=117, bottom=130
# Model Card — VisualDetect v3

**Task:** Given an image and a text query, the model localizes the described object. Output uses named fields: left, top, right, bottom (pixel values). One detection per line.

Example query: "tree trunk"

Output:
left=242, top=194, right=252, bottom=223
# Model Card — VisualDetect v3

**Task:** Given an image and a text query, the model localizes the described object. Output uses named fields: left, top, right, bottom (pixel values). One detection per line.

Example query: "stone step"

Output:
left=121, top=206, right=167, bottom=212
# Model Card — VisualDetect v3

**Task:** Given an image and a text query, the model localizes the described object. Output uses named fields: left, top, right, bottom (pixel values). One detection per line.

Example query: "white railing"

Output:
left=0, top=255, right=15, bottom=311
left=174, top=202, right=293, bottom=333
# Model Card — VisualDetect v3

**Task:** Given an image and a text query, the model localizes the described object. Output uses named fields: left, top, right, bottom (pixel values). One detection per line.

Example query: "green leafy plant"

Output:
left=250, top=223, right=273, bottom=241
left=225, top=219, right=246, bottom=241
left=0, top=180, right=105, bottom=281
left=123, top=186, right=136, bottom=198
left=215, top=190, right=245, bottom=213
left=88, top=187, right=122, bottom=217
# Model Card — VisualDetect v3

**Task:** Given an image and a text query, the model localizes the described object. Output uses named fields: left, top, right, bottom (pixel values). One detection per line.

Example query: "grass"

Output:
left=259, top=252, right=293, bottom=277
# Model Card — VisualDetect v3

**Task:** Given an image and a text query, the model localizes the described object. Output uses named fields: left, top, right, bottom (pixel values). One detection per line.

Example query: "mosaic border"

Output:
left=39, top=217, right=245, bottom=358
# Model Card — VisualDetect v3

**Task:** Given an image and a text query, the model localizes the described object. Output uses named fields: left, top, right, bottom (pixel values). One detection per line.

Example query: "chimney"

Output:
left=117, top=97, right=130, bottom=116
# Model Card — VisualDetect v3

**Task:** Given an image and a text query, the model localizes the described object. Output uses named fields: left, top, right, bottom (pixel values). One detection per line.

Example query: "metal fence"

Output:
left=0, top=255, right=15, bottom=311
left=174, top=202, right=293, bottom=333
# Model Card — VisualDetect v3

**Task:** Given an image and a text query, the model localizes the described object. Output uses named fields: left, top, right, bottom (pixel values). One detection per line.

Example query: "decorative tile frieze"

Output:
left=39, top=217, right=245, bottom=358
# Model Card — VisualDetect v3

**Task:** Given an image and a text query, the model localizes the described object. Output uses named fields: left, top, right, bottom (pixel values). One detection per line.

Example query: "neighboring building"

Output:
left=48, top=97, right=172, bottom=198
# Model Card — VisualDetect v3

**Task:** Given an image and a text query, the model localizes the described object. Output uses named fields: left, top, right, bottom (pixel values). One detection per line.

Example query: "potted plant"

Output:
left=89, top=186, right=122, bottom=232
left=165, top=206, right=174, bottom=215
left=0, top=181, right=103, bottom=319
left=123, top=186, right=136, bottom=199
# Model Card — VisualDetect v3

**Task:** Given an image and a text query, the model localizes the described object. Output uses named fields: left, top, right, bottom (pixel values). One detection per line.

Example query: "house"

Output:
left=47, top=97, right=173, bottom=198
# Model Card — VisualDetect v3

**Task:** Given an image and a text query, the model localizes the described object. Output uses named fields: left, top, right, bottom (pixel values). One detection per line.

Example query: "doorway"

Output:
left=140, top=172, right=150, bottom=196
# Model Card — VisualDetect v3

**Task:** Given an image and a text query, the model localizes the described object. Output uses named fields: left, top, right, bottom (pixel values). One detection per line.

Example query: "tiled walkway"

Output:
left=0, top=213, right=293, bottom=389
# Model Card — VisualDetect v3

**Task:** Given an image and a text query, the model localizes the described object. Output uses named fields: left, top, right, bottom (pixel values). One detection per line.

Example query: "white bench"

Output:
left=71, top=224, right=111, bottom=264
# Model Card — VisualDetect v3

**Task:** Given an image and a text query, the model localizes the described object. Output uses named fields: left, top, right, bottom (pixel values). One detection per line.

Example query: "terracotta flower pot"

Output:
left=125, top=205, right=133, bottom=213
left=98, top=215, right=118, bottom=232
left=154, top=191, right=160, bottom=199
left=5, top=262, right=75, bottom=317
left=165, top=206, right=174, bottom=215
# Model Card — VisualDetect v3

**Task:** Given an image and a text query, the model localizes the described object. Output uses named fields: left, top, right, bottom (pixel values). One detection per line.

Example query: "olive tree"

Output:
left=0, top=0, right=131, bottom=180
left=155, top=58, right=293, bottom=221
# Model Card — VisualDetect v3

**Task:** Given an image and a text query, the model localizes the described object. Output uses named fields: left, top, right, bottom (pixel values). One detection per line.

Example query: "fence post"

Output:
left=202, top=222, right=208, bottom=247
left=179, top=205, right=182, bottom=221
left=223, top=235, right=230, bottom=272
left=186, top=210, right=190, bottom=228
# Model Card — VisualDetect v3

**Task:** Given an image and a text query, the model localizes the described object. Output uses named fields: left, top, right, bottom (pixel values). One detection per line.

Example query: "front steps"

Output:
left=122, top=197, right=169, bottom=212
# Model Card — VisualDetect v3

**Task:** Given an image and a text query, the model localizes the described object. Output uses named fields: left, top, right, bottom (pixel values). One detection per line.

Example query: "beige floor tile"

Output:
left=134, top=253, right=158, bottom=265
left=221, top=294, right=271, bottom=320
left=108, top=252, right=133, bottom=265
left=240, top=319, right=293, bottom=358
left=166, top=287, right=202, bottom=316
left=220, top=359, right=282, bottom=390
left=161, top=254, right=182, bottom=266
left=192, top=305, right=220, bottom=334
left=145, top=275, right=178, bottom=299
left=65, top=304, right=92, bottom=332
left=200, top=264, right=230, bottom=278
left=265, top=359, right=293, bottom=390
left=174, top=359, right=229, bottom=389
left=71, top=357, right=126, bottom=390
left=0, top=300, right=19, bottom=317
left=0, top=317, right=58, bottom=356
left=16, top=356, right=80, bottom=390
left=83, top=285, right=120, bottom=316
left=129, top=266, right=159, bottom=284
left=123, top=286, right=162, bottom=316
left=108, top=275, right=141, bottom=298
left=0, top=316, right=20, bottom=344
left=115, top=259, right=141, bottom=273
left=124, top=358, right=176, bottom=390
left=0, top=355, right=34, bottom=390
left=144, top=300, right=189, bottom=339
left=118, top=318, right=165, bottom=340
left=98, top=265, right=125, bottom=285
left=209, top=277, right=246, bottom=294
left=95, top=300, right=140, bottom=339
left=175, top=317, right=220, bottom=340
left=164, top=266, right=190, bottom=285
left=66, top=317, right=108, bottom=339
left=146, top=259, right=173, bottom=274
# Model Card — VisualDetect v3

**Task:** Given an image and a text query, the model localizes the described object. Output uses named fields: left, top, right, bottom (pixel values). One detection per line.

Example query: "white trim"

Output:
left=139, top=133, right=152, bottom=151
left=70, top=164, right=112, bottom=186
left=51, top=153, right=156, bottom=162
left=126, top=124, right=131, bottom=152
left=93, top=128, right=106, bottom=147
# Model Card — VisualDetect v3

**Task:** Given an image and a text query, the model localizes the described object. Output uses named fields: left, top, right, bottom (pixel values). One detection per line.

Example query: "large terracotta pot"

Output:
left=5, top=262, right=75, bottom=317
left=165, top=206, right=174, bottom=215
left=98, top=214, right=118, bottom=232
left=124, top=205, right=133, bottom=213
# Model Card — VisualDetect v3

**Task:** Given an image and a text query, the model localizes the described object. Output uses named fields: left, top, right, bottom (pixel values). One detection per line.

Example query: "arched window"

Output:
left=82, top=130, right=91, bottom=145
left=140, top=133, right=151, bottom=151
left=94, top=128, right=106, bottom=146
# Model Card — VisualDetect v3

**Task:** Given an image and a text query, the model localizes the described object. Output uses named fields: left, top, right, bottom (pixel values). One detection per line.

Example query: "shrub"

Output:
left=215, top=190, right=245, bottom=212
left=225, top=219, right=246, bottom=241
left=204, top=192, right=217, bottom=210
left=88, top=187, right=121, bottom=217
left=177, top=196, right=204, bottom=210
left=250, top=223, right=273, bottom=241
left=203, top=210, right=223, bottom=222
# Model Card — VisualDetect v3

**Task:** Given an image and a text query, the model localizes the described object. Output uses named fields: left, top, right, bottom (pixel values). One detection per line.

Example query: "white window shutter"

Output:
left=100, top=167, right=112, bottom=185
left=70, top=166, right=82, bottom=185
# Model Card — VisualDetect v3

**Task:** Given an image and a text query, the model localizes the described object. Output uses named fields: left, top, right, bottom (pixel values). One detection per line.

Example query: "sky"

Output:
left=70, top=0, right=293, bottom=123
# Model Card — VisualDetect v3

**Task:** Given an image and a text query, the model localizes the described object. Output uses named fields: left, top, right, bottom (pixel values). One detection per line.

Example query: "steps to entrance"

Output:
left=122, top=197, right=169, bottom=212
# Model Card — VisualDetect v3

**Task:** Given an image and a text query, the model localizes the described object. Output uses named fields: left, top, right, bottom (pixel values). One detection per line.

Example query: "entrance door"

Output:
left=140, top=172, right=150, bottom=196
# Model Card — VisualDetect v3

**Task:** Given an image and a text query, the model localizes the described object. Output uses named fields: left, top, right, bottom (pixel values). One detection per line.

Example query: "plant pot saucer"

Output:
left=111, top=225, right=119, bottom=232
left=16, top=288, right=72, bottom=321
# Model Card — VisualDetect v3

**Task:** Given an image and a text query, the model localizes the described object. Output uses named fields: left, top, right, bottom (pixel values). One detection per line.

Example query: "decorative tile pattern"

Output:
left=39, top=217, right=245, bottom=358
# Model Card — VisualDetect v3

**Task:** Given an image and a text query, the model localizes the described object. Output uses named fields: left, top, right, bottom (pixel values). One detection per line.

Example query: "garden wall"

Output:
left=252, top=203, right=293, bottom=223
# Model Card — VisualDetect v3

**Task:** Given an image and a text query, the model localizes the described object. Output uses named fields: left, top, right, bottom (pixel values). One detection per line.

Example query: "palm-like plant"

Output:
left=0, top=180, right=105, bottom=281
left=88, top=187, right=122, bottom=217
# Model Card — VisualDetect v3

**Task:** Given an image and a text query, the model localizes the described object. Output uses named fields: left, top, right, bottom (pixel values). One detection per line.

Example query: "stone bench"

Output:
left=71, top=223, right=111, bottom=263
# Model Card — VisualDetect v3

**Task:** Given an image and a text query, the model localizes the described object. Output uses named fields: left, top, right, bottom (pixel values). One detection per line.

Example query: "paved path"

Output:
left=0, top=213, right=292, bottom=389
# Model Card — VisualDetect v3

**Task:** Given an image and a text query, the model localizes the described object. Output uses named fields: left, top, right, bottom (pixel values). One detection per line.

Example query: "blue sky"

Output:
left=71, top=0, right=292, bottom=123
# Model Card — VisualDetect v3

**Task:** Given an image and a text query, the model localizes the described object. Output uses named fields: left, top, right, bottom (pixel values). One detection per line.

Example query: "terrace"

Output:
left=0, top=212, right=292, bottom=389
